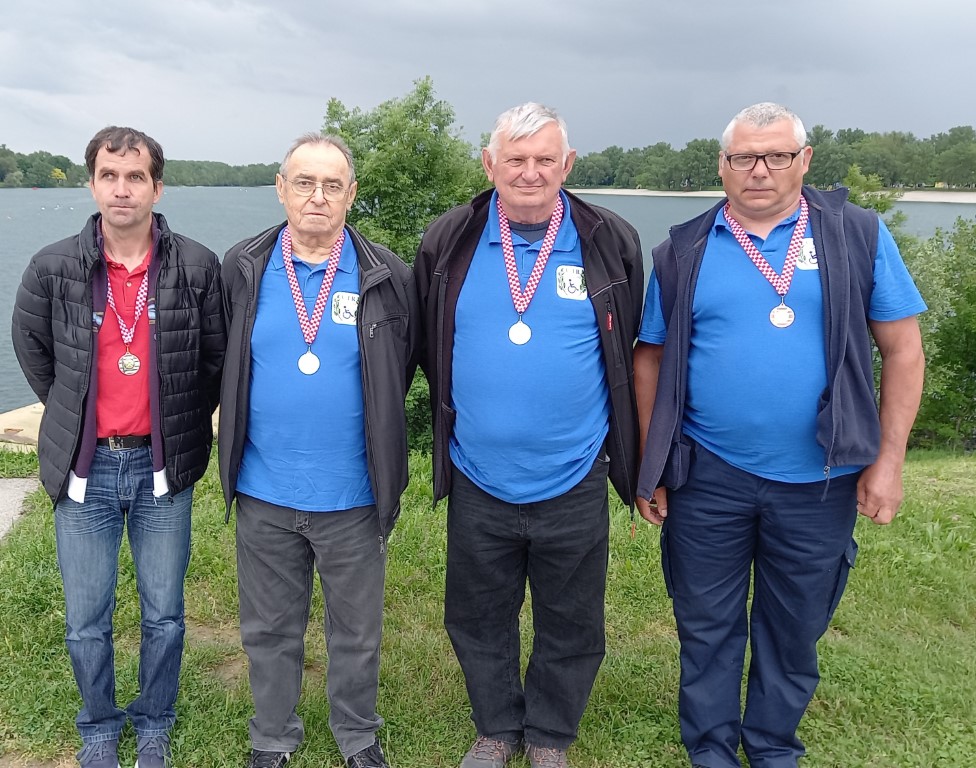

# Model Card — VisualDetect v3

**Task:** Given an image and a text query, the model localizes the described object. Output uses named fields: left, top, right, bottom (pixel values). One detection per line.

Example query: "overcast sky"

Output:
left=2, top=0, right=974, bottom=166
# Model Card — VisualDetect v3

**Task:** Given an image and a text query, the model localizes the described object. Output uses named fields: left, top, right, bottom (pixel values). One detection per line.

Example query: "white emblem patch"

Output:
left=796, top=237, right=819, bottom=270
left=556, top=265, right=587, bottom=300
left=331, top=291, right=359, bottom=325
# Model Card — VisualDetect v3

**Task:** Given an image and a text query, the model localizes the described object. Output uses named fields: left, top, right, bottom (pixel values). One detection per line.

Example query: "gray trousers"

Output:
left=236, top=494, right=386, bottom=759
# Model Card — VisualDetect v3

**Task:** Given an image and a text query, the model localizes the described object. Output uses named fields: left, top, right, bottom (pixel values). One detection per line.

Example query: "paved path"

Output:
left=0, top=403, right=44, bottom=539
left=0, top=477, right=40, bottom=539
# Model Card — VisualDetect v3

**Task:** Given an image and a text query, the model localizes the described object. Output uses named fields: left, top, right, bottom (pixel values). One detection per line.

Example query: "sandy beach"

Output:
left=570, top=188, right=976, bottom=204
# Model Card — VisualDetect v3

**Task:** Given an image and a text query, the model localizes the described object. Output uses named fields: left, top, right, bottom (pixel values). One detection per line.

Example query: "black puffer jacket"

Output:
left=11, top=213, right=226, bottom=503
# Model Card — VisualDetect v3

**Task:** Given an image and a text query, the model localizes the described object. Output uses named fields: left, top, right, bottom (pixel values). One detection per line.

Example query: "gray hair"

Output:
left=486, top=102, right=570, bottom=160
left=279, top=133, right=356, bottom=184
left=720, top=102, right=807, bottom=150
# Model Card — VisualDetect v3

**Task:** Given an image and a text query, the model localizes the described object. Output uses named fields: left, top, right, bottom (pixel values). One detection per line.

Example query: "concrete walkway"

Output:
left=0, top=403, right=45, bottom=539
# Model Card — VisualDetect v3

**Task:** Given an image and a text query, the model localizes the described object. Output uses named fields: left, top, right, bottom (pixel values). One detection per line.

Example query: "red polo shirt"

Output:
left=96, top=249, right=152, bottom=437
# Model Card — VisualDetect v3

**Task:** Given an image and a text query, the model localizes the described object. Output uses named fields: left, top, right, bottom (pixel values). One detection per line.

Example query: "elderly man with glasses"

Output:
left=218, top=133, right=419, bottom=768
left=633, top=102, right=927, bottom=767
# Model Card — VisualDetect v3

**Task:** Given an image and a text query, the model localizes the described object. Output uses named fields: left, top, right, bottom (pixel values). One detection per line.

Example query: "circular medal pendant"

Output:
left=118, top=351, right=141, bottom=375
left=769, top=303, right=795, bottom=328
left=298, top=350, right=321, bottom=375
left=508, top=320, right=531, bottom=345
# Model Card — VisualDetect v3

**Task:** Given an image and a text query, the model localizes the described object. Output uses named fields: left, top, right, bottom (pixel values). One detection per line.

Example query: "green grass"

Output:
left=0, top=450, right=974, bottom=767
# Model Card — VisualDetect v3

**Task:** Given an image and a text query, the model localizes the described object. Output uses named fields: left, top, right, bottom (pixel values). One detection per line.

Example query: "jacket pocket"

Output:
left=661, top=434, right=695, bottom=489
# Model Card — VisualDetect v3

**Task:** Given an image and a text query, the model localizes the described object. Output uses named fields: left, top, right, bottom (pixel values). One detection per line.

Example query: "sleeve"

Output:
left=869, top=219, right=928, bottom=322
left=10, top=259, right=56, bottom=404
left=637, top=268, right=668, bottom=344
left=199, top=254, right=227, bottom=413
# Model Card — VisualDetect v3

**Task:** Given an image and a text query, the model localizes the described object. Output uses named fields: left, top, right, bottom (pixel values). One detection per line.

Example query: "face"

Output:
left=88, top=144, right=162, bottom=234
left=276, top=142, right=357, bottom=245
left=718, top=118, right=812, bottom=224
left=482, top=122, right=576, bottom=223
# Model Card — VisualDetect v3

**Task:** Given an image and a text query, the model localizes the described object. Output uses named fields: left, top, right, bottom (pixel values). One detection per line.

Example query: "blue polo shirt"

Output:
left=237, top=228, right=375, bottom=511
left=450, top=191, right=610, bottom=503
left=639, top=208, right=926, bottom=482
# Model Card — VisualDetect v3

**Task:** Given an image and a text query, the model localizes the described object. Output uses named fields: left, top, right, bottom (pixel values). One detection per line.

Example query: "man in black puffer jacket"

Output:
left=11, top=126, right=225, bottom=768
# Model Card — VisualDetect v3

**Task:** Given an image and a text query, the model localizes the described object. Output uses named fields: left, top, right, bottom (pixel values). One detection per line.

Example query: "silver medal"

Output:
left=508, top=320, right=531, bottom=345
left=769, top=303, right=795, bottom=328
left=298, top=350, right=321, bottom=375
left=118, top=351, right=141, bottom=375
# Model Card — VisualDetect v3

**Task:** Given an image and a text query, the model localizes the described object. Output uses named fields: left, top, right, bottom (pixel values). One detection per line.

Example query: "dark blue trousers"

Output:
left=445, top=458, right=610, bottom=749
left=662, top=443, right=858, bottom=768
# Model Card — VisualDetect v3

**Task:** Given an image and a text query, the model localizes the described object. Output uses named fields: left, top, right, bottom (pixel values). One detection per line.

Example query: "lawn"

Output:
left=0, top=450, right=973, bottom=767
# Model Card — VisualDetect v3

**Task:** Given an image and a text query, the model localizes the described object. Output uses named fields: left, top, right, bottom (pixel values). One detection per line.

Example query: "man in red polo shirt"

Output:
left=11, top=126, right=226, bottom=768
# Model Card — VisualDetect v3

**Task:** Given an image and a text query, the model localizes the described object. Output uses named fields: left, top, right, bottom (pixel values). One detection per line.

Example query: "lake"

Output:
left=2, top=186, right=974, bottom=412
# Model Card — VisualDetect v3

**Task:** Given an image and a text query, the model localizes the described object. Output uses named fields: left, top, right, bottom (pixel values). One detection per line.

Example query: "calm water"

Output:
left=2, top=186, right=974, bottom=412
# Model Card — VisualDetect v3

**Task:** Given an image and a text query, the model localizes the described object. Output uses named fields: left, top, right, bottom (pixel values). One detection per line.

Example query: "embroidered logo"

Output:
left=331, top=292, right=359, bottom=325
left=796, top=238, right=819, bottom=270
left=556, top=265, right=587, bottom=300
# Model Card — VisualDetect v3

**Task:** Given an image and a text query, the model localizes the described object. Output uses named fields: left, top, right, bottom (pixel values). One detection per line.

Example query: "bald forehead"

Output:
left=285, top=142, right=351, bottom=181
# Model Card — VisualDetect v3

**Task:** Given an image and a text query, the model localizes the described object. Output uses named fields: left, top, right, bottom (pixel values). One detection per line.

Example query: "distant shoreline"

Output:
left=569, top=188, right=976, bottom=204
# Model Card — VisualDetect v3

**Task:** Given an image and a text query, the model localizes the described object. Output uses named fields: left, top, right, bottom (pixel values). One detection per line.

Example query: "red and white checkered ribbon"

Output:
left=497, top=196, right=565, bottom=316
left=105, top=270, right=149, bottom=347
left=723, top=196, right=809, bottom=298
left=281, top=226, right=345, bottom=346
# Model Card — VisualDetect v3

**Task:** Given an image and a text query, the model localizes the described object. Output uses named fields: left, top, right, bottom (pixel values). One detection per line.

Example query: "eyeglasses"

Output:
left=281, top=176, right=348, bottom=200
left=723, top=150, right=804, bottom=172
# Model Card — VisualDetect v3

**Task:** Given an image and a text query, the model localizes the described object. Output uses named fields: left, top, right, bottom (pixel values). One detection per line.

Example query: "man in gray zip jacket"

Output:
left=218, top=134, right=418, bottom=768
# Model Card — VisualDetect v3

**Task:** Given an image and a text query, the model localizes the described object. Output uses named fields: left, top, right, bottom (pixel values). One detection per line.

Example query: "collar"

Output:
left=269, top=226, right=356, bottom=274
left=712, top=199, right=803, bottom=236
left=486, top=189, right=578, bottom=250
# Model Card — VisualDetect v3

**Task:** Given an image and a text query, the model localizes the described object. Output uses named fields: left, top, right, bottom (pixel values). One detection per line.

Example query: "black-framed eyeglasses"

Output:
left=724, top=150, right=804, bottom=172
left=281, top=176, right=348, bottom=200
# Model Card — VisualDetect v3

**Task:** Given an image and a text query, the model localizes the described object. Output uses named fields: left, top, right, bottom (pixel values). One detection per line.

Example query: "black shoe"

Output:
left=347, top=740, right=390, bottom=768
left=248, top=750, right=291, bottom=768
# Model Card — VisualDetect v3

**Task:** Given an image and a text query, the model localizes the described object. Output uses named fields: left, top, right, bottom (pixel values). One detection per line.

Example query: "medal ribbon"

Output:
left=497, top=196, right=565, bottom=316
left=281, top=226, right=345, bottom=346
left=105, top=270, right=149, bottom=347
left=724, top=196, right=809, bottom=298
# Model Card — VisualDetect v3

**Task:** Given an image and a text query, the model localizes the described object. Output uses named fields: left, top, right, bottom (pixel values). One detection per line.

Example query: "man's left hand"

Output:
left=856, top=457, right=905, bottom=525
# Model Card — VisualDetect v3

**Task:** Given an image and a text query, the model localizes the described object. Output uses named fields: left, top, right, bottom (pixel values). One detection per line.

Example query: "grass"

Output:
left=0, top=449, right=974, bottom=767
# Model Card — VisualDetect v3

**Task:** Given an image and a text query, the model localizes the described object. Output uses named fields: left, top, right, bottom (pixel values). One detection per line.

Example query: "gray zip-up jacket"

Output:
left=218, top=222, right=419, bottom=537
left=637, top=185, right=881, bottom=499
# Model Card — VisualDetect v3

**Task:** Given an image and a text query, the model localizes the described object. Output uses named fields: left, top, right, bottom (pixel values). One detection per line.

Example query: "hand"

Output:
left=856, top=457, right=905, bottom=525
left=637, top=487, right=668, bottom=526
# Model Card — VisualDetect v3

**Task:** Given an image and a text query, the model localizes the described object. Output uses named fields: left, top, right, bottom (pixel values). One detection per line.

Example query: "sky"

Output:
left=2, top=0, right=974, bottom=166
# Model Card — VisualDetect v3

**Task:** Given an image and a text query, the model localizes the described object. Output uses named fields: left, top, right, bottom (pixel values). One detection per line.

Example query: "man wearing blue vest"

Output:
left=219, top=134, right=418, bottom=768
left=415, top=103, right=644, bottom=768
left=634, top=103, right=926, bottom=768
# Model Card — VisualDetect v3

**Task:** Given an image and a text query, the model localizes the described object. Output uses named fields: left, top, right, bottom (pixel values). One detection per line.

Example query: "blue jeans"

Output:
left=54, top=446, right=193, bottom=744
left=445, top=457, right=610, bottom=750
left=662, top=442, right=858, bottom=768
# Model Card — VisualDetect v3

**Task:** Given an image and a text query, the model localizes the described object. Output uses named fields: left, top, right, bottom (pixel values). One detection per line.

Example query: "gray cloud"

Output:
left=2, top=0, right=973, bottom=165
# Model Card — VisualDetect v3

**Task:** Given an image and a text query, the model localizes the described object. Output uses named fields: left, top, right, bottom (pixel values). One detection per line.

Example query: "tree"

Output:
left=322, top=76, right=484, bottom=259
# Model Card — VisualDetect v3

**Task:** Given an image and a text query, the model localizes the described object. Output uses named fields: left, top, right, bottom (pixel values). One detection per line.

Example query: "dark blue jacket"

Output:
left=637, top=185, right=880, bottom=498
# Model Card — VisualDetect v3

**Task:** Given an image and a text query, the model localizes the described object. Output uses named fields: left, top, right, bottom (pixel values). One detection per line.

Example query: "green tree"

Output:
left=322, top=76, right=484, bottom=259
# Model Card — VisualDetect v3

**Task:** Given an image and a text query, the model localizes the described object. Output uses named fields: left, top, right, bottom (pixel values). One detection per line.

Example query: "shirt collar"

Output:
left=712, top=199, right=803, bottom=235
left=270, top=226, right=356, bottom=273
left=486, top=189, right=579, bottom=251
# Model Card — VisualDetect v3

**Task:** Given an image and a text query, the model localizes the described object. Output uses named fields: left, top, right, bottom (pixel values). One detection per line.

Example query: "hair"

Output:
left=84, top=126, right=165, bottom=182
left=720, top=102, right=807, bottom=151
left=486, top=102, right=570, bottom=160
left=279, top=133, right=356, bottom=184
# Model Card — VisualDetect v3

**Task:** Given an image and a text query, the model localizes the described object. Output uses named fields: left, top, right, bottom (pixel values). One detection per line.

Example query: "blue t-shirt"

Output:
left=639, top=207, right=927, bottom=482
left=237, top=228, right=375, bottom=511
left=450, top=191, right=610, bottom=503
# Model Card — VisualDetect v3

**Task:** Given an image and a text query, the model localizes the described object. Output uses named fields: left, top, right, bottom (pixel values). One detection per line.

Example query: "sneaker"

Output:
left=460, top=736, right=523, bottom=768
left=347, top=740, right=390, bottom=768
left=526, top=744, right=569, bottom=768
left=135, top=734, right=171, bottom=768
left=77, top=740, right=121, bottom=768
left=247, top=750, right=291, bottom=768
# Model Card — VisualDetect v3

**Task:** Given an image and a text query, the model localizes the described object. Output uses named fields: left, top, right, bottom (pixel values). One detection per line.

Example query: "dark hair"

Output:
left=84, top=126, right=165, bottom=182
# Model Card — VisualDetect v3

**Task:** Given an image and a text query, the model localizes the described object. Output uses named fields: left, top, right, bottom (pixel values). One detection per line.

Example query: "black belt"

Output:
left=97, top=435, right=152, bottom=450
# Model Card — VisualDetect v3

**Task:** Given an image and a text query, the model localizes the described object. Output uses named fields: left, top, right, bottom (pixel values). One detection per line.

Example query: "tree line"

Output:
left=0, top=144, right=277, bottom=189
left=566, top=125, right=976, bottom=191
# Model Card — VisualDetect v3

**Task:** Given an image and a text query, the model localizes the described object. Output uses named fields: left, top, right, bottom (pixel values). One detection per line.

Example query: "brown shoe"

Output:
left=526, top=744, right=568, bottom=768
left=459, top=736, right=523, bottom=768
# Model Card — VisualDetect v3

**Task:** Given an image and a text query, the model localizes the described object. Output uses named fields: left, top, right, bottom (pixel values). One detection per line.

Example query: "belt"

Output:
left=96, top=435, right=152, bottom=450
